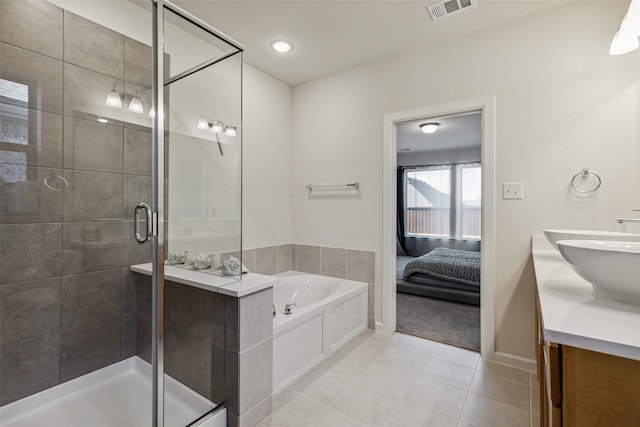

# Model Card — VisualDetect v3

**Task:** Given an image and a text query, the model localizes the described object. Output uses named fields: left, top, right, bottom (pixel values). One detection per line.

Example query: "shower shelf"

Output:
left=130, top=263, right=278, bottom=297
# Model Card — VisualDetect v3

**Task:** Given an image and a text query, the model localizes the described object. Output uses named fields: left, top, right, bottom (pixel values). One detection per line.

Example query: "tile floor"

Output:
left=260, top=330, right=539, bottom=427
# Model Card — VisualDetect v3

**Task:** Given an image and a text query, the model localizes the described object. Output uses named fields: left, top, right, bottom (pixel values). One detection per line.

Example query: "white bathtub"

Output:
left=272, top=272, right=368, bottom=394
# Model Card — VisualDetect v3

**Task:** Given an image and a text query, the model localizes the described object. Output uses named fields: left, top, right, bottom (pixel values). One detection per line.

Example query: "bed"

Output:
left=397, top=248, right=480, bottom=306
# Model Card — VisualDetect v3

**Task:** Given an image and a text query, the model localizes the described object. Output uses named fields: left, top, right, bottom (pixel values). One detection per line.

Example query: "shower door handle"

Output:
left=134, top=202, right=152, bottom=244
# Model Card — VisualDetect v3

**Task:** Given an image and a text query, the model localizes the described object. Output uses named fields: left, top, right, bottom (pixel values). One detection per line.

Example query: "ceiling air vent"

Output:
left=426, top=0, right=477, bottom=21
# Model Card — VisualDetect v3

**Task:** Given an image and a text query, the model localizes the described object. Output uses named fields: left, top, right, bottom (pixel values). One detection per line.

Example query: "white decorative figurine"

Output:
left=166, top=250, right=185, bottom=265
left=192, top=253, right=211, bottom=270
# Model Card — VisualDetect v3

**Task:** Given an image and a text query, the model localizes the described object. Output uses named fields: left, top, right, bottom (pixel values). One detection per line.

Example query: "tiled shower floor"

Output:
left=0, top=357, right=215, bottom=427
left=262, top=330, right=539, bottom=427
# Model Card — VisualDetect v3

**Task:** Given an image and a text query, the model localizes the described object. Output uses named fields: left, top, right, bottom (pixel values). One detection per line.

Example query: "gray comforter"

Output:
left=402, top=248, right=481, bottom=286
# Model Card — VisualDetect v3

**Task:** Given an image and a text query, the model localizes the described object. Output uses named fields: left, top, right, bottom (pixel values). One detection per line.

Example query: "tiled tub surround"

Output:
left=244, top=244, right=376, bottom=328
left=0, top=1, right=153, bottom=405
left=133, top=272, right=275, bottom=427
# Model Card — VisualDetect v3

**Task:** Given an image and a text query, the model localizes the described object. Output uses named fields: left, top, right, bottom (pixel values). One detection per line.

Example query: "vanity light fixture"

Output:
left=196, top=116, right=237, bottom=136
left=419, top=122, right=440, bottom=134
left=610, top=30, right=639, bottom=55
left=271, top=40, right=293, bottom=53
left=211, top=121, right=224, bottom=133
left=128, top=91, right=144, bottom=114
left=610, top=0, right=640, bottom=55
left=197, top=115, right=209, bottom=129
left=106, top=86, right=122, bottom=108
left=224, top=126, right=237, bottom=137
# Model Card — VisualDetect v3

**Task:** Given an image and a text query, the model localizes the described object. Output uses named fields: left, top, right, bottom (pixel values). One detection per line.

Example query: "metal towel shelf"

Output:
left=306, top=182, right=360, bottom=191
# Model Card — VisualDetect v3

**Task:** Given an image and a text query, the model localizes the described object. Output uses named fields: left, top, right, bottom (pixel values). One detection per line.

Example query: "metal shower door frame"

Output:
left=150, top=2, right=243, bottom=426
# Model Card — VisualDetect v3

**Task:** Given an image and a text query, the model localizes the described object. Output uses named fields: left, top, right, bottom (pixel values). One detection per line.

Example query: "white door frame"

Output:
left=380, top=96, right=496, bottom=359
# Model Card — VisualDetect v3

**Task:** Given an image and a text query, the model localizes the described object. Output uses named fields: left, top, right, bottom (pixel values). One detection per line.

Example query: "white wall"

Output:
left=291, top=1, right=640, bottom=360
left=242, top=65, right=293, bottom=249
left=397, top=147, right=481, bottom=167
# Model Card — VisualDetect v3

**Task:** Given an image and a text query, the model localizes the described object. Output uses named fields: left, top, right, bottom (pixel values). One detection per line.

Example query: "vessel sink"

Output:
left=543, top=229, right=640, bottom=250
left=557, top=240, right=640, bottom=304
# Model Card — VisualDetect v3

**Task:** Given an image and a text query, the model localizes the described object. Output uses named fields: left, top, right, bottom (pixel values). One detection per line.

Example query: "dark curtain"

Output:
left=396, top=167, right=408, bottom=256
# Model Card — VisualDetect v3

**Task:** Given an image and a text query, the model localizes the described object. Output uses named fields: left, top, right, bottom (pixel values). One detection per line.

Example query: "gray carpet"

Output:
left=396, top=292, right=480, bottom=352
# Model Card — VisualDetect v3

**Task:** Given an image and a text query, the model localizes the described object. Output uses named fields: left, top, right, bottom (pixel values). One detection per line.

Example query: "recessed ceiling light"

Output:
left=271, top=40, right=293, bottom=53
left=419, top=122, right=440, bottom=134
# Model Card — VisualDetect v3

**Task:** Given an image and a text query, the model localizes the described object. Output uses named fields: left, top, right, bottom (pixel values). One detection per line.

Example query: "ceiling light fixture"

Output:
left=419, top=122, right=440, bottom=134
left=610, top=0, right=640, bottom=55
left=106, top=86, right=122, bottom=108
left=271, top=40, right=293, bottom=53
left=128, top=91, right=144, bottom=114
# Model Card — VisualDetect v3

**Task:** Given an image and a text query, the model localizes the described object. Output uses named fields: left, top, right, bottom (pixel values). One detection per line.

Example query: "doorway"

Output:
left=381, top=96, right=496, bottom=359
left=395, top=112, right=482, bottom=351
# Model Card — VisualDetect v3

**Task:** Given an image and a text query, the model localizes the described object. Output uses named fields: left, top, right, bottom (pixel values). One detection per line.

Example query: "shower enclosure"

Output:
left=0, top=0, right=242, bottom=426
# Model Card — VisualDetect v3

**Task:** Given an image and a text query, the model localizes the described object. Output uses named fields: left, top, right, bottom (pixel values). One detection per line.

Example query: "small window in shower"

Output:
left=0, top=79, right=29, bottom=146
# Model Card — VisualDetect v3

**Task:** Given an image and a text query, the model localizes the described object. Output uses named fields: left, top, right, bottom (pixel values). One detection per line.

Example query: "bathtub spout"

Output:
left=284, top=303, right=297, bottom=315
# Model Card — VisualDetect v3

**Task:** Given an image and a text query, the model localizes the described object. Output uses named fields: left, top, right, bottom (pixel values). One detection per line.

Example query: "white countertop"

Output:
left=130, top=263, right=278, bottom=297
left=532, top=236, right=640, bottom=361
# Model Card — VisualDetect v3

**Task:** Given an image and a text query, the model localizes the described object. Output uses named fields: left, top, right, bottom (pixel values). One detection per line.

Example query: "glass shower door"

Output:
left=149, top=2, right=243, bottom=426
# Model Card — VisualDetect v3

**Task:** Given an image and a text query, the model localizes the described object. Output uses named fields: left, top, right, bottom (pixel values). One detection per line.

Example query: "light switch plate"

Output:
left=503, top=182, right=523, bottom=199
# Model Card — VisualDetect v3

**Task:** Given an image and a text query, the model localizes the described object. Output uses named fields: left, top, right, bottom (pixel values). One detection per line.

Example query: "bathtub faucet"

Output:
left=284, top=303, right=297, bottom=315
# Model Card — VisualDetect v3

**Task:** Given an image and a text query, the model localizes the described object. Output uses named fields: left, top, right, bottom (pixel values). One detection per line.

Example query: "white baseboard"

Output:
left=488, top=351, right=537, bottom=372
left=374, top=321, right=388, bottom=333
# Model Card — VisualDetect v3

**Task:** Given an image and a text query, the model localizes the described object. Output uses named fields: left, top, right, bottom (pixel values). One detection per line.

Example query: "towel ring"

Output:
left=570, top=168, right=601, bottom=193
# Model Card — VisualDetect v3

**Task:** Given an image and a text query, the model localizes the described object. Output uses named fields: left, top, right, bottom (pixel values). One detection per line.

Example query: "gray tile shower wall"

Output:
left=247, top=244, right=377, bottom=328
left=0, top=1, right=153, bottom=405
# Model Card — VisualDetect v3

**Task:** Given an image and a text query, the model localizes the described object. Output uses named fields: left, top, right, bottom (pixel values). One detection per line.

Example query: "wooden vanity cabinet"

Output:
left=535, top=296, right=640, bottom=427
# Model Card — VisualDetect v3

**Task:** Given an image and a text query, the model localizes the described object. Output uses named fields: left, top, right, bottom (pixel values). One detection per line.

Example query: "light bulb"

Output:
left=197, top=116, right=209, bottom=129
left=106, top=88, right=122, bottom=108
left=148, top=109, right=164, bottom=120
left=211, top=121, right=223, bottom=133
left=419, top=123, right=440, bottom=134
left=128, top=96, right=144, bottom=114
left=224, top=126, right=237, bottom=137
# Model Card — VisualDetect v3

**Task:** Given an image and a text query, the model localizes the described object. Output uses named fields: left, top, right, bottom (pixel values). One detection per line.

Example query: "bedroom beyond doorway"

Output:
left=395, top=111, right=482, bottom=352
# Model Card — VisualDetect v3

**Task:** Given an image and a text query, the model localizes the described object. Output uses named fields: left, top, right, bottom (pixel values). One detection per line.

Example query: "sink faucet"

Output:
left=284, top=303, right=297, bottom=315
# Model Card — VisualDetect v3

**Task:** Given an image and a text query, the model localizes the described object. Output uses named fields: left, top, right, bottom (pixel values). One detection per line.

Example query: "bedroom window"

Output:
left=459, top=164, right=481, bottom=239
left=405, top=163, right=481, bottom=240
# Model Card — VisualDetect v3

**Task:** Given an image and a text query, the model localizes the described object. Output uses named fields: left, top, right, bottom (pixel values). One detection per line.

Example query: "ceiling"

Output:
left=175, top=0, right=571, bottom=86
left=396, top=112, right=481, bottom=153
